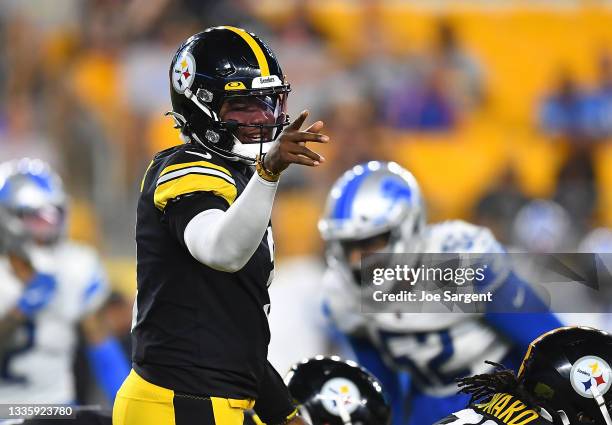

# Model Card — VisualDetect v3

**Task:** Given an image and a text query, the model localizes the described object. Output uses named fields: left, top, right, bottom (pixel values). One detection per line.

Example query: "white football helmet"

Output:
left=319, top=161, right=426, bottom=284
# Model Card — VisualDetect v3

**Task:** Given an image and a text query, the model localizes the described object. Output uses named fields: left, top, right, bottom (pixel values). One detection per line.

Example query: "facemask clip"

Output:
left=196, top=89, right=213, bottom=103
left=205, top=130, right=220, bottom=144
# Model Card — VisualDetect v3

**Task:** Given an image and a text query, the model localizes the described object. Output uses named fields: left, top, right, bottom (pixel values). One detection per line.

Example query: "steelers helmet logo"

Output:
left=172, top=51, right=196, bottom=94
left=319, top=377, right=362, bottom=416
left=570, top=355, right=612, bottom=398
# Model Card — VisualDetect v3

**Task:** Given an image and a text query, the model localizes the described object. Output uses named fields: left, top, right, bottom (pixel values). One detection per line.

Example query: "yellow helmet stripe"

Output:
left=222, top=26, right=270, bottom=76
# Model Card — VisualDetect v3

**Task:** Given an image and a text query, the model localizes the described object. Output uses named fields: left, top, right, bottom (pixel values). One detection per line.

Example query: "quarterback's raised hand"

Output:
left=263, top=110, right=329, bottom=174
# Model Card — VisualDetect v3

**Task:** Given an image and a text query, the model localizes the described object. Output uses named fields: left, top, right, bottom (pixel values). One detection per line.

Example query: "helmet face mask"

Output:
left=339, top=231, right=392, bottom=275
left=14, top=204, right=65, bottom=245
left=169, top=26, right=291, bottom=165
left=216, top=92, right=289, bottom=159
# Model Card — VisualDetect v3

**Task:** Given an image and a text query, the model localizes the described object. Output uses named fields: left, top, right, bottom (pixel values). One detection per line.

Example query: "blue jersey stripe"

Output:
left=83, top=275, right=104, bottom=304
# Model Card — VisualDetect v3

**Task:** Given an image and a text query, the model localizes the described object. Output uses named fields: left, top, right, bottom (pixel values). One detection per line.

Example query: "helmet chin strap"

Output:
left=591, top=386, right=612, bottom=425
left=230, top=136, right=273, bottom=162
left=190, top=128, right=267, bottom=165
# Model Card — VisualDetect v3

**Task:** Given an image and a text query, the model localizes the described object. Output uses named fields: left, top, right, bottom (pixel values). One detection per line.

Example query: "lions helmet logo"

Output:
left=570, top=355, right=612, bottom=398
left=319, top=377, right=362, bottom=416
left=172, top=51, right=196, bottom=94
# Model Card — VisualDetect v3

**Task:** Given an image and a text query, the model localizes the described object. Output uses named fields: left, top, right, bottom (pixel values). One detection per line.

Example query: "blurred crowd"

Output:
left=1, top=0, right=612, bottom=267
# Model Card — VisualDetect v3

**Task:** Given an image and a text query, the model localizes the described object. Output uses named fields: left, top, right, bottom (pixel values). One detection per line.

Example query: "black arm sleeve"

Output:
left=254, top=361, right=297, bottom=425
left=161, top=191, right=229, bottom=249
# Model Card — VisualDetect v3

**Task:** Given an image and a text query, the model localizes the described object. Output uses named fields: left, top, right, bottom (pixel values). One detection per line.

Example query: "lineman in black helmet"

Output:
left=435, top=327, right=612, bottom=425
left=113, top=26, right=328, bottom=425
left=284, top=356, right=392, bottom=425
left=245, top=356, right=392, bottom=425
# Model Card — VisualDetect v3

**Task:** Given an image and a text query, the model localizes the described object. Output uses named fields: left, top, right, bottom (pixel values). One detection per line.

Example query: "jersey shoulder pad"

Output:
left=151, top=145, right=238, bottom=211
left=322, top=266, right=360, bottom=303
left=322, top=266, right=349, bottom=290
left=55, top=242, right=108, bottom=291
left=321, top=267, right=366, bottom=334
left=425, top=220, right=504, bottom=254
left=55, top=241, right=100, bottom=269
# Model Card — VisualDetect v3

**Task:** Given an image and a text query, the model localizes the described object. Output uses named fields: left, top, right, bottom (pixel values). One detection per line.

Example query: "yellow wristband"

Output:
left=284, top=408, right=299, bottom=423
left=256, top=154, right=280, bottom=182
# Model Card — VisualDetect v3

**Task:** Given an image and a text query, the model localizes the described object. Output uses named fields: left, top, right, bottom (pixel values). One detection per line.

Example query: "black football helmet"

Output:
left=285, top=356, right=391, bottom=425
left=168, top=26, right=291, bottom=165
left=518, top=326, right=612, bottom=424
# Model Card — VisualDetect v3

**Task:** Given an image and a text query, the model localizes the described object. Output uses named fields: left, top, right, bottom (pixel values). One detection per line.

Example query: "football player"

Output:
left=0, top=158, right=130, bottom=405
left=114, top=27, right=327, bottom=425
left=285, top=356, right=391, bottom=425
left=244, top=356, right=391, bottom=425
left=318, top=161, right=563, bottom=425
left=436, top=326, right=612, bottom=425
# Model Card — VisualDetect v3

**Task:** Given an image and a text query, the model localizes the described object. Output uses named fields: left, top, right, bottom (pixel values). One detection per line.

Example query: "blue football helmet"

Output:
left=318, top=161, right=425, bottom=283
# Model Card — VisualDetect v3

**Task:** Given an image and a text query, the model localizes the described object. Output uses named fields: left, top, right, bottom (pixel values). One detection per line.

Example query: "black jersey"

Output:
left=132, top=143, right=275, bottom=399
left=434, top=393, right=550, bottom=425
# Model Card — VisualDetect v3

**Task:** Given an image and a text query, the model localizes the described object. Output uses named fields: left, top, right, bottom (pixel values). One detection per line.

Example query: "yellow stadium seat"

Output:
left=594, top=142, right=612, bottom=227
left=146, top=114, right=182, bottom=158
left=67, top=198, right=101, bottom=247
left=273, top=191, right=325, bottom=257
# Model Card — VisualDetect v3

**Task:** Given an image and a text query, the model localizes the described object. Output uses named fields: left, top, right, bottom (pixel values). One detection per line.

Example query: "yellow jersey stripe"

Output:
left=157, top=166, right=235, bottom=187
left=154, top=173, right=237, bottom=210
left=222, top=26, right=270, bottom=76
left=159, top=160, right=233, bottom=179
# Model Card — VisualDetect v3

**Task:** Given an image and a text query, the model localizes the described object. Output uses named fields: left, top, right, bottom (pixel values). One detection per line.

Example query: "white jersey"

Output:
left=323, top=220, right=512, bottom=396
left=0, top=242, right=109, bottom=404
